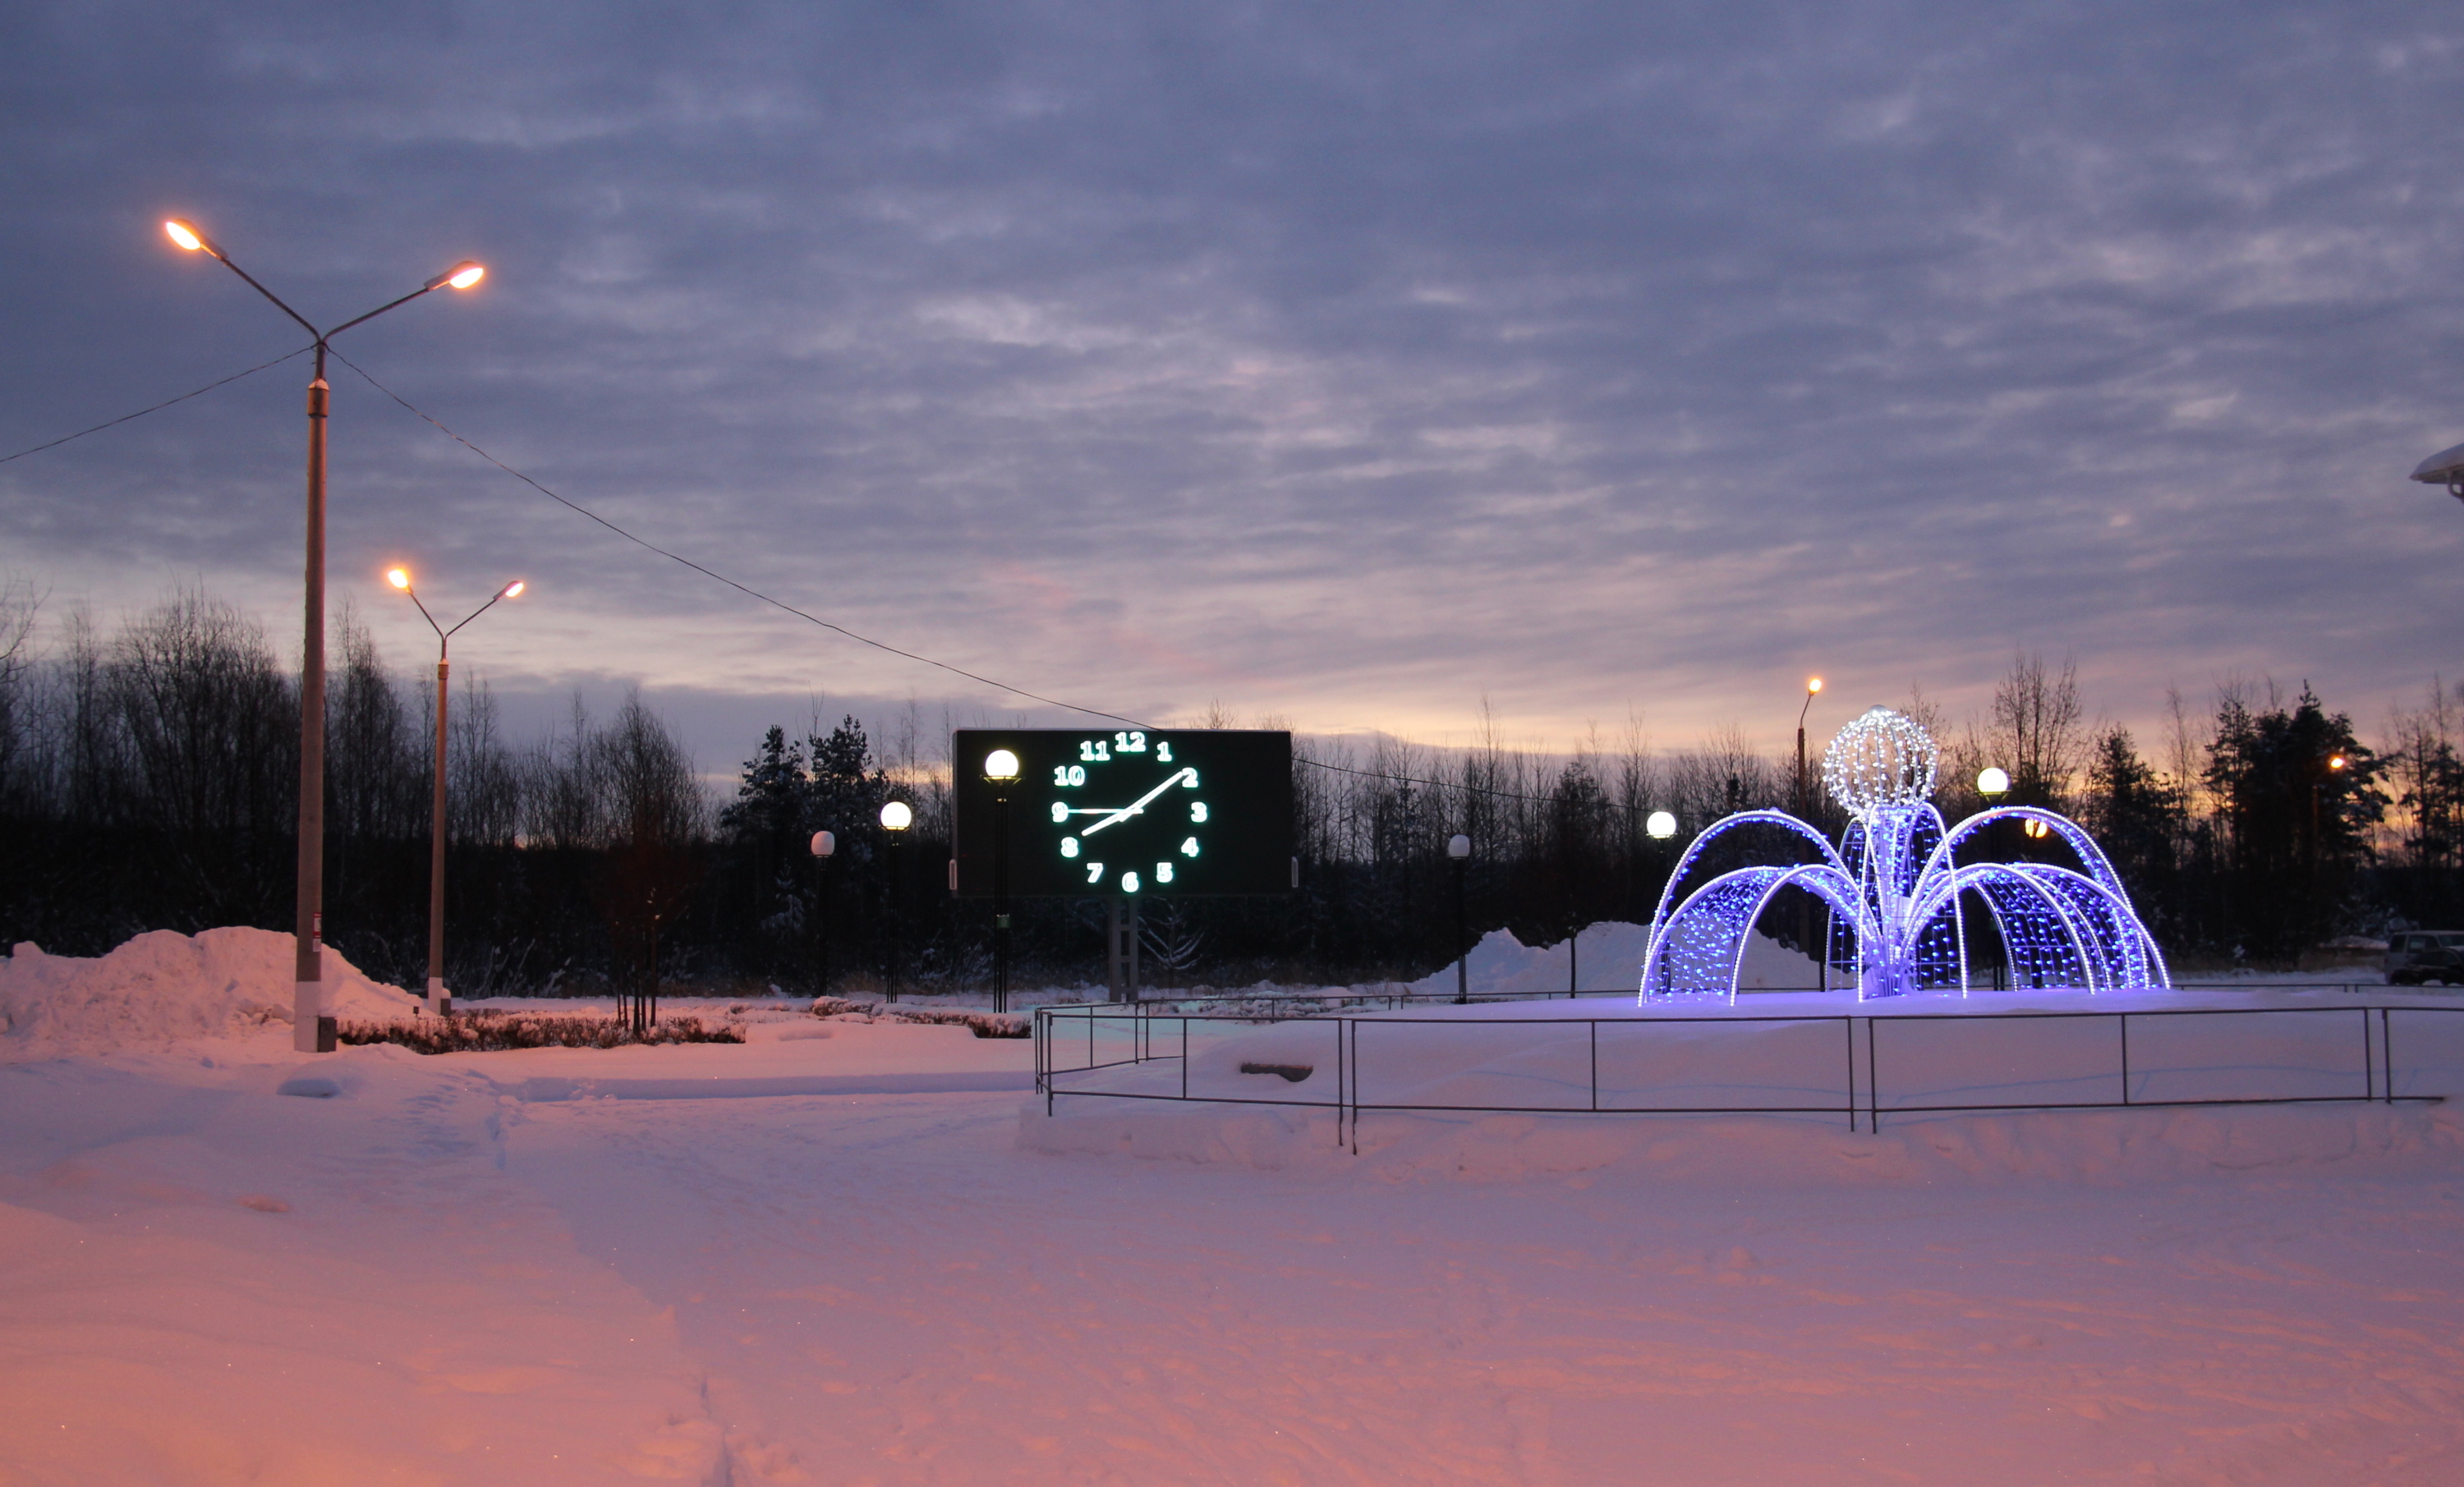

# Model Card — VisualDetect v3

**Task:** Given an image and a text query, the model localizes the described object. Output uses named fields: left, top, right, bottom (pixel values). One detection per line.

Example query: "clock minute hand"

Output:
left=1081, top=768, right=1195, bottom=838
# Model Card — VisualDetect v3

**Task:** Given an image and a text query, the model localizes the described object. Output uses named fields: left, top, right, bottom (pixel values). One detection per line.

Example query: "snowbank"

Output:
left=0, top=928, right=419, bottom=1060
left=1405, top=920, right=1823, bottom=998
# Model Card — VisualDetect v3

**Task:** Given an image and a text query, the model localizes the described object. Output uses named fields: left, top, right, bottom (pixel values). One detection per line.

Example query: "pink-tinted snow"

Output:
left=0, top=934, right=2460, bottom=1483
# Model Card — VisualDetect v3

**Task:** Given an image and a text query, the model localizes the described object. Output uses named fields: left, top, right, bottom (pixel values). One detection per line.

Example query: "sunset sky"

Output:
left=4, top=2, right=2462, bottom=771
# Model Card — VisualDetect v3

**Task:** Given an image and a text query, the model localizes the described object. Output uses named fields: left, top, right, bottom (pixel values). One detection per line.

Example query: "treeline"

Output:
left=2, top=582, right=2454, bottom=993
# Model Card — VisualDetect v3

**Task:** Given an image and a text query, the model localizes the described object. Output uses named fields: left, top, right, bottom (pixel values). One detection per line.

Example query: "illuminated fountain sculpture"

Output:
left=1640, top=707, right=2170, bottom=1001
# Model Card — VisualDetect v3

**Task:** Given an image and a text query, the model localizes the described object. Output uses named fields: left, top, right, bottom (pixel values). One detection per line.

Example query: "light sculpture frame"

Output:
left=1639, top=706, right=2170, bottom=1002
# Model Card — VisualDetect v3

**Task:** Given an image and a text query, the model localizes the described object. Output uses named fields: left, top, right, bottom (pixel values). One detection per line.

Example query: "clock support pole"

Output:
left=1105, top=895, right=1142, bottom=1002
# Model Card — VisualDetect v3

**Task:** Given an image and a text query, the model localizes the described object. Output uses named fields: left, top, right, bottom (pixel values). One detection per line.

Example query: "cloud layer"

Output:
left=4, top=1, right=2462, bottom=764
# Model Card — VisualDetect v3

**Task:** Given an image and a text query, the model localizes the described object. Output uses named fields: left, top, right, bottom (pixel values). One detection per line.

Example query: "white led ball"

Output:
left=1820, top=707, right=1938, bottom=817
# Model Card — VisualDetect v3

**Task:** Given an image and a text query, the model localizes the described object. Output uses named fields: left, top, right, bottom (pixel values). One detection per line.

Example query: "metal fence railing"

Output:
left=1034, top=998, right=2462, bottom=1147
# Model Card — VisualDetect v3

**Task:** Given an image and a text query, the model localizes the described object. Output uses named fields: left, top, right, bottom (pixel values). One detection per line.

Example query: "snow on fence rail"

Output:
left=1033, top=999, right=2464, bottom=1145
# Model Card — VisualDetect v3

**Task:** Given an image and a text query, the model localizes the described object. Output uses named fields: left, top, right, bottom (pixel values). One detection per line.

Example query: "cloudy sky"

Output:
left=4, top=1, right=2462, bottom=771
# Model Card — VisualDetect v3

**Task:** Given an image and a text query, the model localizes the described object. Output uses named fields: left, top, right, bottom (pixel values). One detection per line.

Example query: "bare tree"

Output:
left=1988, top=652, right=2085, bottom=807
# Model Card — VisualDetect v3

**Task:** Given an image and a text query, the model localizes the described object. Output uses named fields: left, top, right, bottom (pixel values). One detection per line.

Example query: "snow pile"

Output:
left=0, top=928, right=419, bottom=1060
left=1404, top=920, right=1824, bottom=998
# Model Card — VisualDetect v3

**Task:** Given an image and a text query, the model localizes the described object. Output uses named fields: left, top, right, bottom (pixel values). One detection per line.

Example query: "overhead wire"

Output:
left=327, top=349, right=1577, bottom=805
left=0, top=339, right=1569, bottom=806
left=0, top=344, right=315, bottom=466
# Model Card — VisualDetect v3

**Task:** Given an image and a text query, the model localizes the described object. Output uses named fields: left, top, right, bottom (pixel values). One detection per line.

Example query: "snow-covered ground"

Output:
left=3, top=931, right=2462, bottom=1484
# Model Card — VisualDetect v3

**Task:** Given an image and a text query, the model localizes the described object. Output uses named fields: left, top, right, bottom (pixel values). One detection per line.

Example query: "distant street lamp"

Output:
left=1447, top=833, right=1472, bottom=1003
left=2412, top=442, right=2464, bottom=503
left=165, top=218, right=485, bottom=1053
left=1794, top=677, right=1824, bottom=978
left=810, top=829, right=836, bottom=998
left=880, top=799, right=913, bottom=1003
left=983, top=749, right=1021, bottom=1013
left=386, top=567, right=524, bottom=1016
left=1646, top=810, right=1678, bottom=841
left=1976, top=766, right=2012, bottom=989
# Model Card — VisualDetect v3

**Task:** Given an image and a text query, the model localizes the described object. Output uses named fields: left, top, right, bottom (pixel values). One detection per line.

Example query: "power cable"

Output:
left=0, top=337, right=1570, bottom=804
left=0, top=345, right=315, bottom=466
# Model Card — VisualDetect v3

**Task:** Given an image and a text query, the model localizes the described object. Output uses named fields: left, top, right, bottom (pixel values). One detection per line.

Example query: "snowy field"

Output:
left=3, top=931, right=2463, bottom=1484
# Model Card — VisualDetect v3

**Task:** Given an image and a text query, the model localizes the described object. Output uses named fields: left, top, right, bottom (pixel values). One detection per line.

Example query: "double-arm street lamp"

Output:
left=385, top=567, right=524, bottom=1015
left=164, top=218, right=485, bottom=1053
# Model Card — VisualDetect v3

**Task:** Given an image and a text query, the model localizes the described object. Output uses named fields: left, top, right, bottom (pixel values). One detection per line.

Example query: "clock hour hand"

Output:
left=1081, top=768, right=1196, bottom=838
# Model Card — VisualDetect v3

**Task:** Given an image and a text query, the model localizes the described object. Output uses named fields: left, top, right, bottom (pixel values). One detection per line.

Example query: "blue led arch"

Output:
left=1640, top=708, right=2171, bottom=1002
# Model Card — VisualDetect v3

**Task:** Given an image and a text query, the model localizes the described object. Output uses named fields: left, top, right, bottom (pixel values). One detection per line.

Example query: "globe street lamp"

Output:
left=1977, top=767, right=2011, bottom=989
left=1447, top=833, right=1472, bottom=1003
left=2412, top=442, right=2464, bottom=503
left=164, top=218, right=485, bottom=1053
left=880, top=799, right=913, bottom=1003
left=811, top=828, right=840, bottom=993
left=1793, top=677, right=1824, bottom=974
left=982, top=749, right=1021, bottom=1013
left=385, top=567, right=523, bottom=1016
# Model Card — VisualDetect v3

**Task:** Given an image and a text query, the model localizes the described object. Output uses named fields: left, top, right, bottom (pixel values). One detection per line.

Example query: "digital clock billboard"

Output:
left=951, top=729, right=1292, bottom=897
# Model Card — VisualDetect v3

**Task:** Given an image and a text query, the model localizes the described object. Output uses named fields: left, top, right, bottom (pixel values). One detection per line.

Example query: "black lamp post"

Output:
left=1447, top=833, right=1471, bottom=1003
left=163, top=218, right=485, bottom=1053
left=880, top=800, right=912, bottom=1002
left=384, top=567, right=523, bottom=1017
left=982, top=749, right=1020, bottom=1012
left=1794, top=677, right=1823, bottom=976
left=1977, top=767, right=2010, bottom=989
left=810, top=829, right=836, bottom=998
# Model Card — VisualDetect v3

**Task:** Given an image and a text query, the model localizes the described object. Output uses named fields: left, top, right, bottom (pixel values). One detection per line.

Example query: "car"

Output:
left=2384, top=931, right=2464, bottom=984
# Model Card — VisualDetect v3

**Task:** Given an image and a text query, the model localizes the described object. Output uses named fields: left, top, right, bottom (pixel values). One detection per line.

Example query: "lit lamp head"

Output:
left=163, top=218, right=210, bottom=255
left=1646, top=810, right=1678, bottom=841
left=425, top=260, right=488, bottom=291
left=983, top=749, right=1020, bottom=784
left=1446, top=833, right=1471, bottom=861
left=499, top=580, right=526, bottom=601
left=1977, top=767, right=2010, bottom=797
left=879, top=801, right=913, bottom=833
left=1807, top=677, right=1823, bottom=695
left=385, top=567, right=412, bottom=592
left=810, top=829, right=835, bottom=859
left=2022, top=819, right=2051, bottom=839
left=2328, top=754, right=2348, bottom=772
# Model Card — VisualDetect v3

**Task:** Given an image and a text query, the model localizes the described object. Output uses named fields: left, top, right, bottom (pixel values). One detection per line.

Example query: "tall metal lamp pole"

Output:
left=163, top=219, right=485, bottom=1053
left=385, top=567, right=523, bottom=1015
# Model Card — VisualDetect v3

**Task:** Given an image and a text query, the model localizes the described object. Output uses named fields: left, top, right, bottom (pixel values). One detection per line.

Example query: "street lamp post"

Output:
left=1646, top=812, right=1677, bottom=996
left=164, top=219, right=485, bottom=1053
left=1977, top=767, right=2010, bottom=989
left=1447, top=833, right=1472, bottom=1003
left=810, top=830, right=835, bottom=999
left=982, top=750, right=1020, bottom=1014
left=1795, top=677, right=1823, bottom=980
left=880, top=800, right=913, bottom=1003
left=385, top=567, right=523, bottom=1017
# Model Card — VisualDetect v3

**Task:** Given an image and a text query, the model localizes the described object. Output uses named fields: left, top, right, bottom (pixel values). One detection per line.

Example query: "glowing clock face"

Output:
left=1046, top=731, right=1207, bottom=896
left=952, top=727, right=1290, bottom=898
